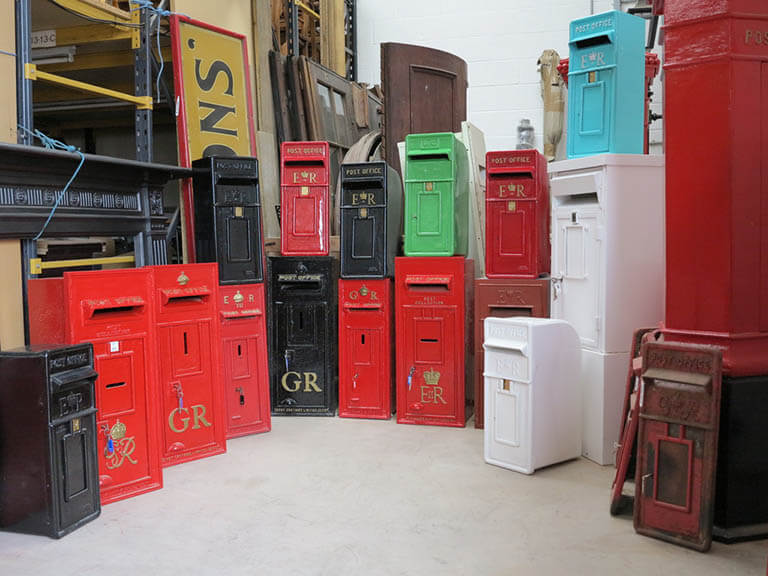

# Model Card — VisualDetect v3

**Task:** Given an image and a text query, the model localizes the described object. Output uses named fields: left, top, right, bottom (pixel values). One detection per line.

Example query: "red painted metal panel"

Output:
left=219, top=283, right=271, bottom=437
left=395, top=257, right=473, bottom=427
left=634, top=341, right=722, bottom=551
left=151, top=264, right=226, bottom=466
left=473, top=278, right=550, bottom=429
left=662, top=4, right=768, bottom=376
left=485, top=150, right=550, bottom=278
left=280, top=141, right=330, bottom=256
left=338, top=279, right=393, bottom=419
left=28, top=269, right=163, bottom=505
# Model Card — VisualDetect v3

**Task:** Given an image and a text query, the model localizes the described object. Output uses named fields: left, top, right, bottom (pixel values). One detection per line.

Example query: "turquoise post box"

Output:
left=403, top=132, right=468, bottom=257
left=567, top=10, right=645, bottom=158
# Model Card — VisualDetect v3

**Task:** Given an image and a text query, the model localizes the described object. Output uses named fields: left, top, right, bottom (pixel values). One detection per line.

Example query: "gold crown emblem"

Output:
left=423, top=369, right=441, bottom=386
left=301, top=170, right=309, bottom=179
left=233, top=290, right=244, bottom=304
left=110, top=420, right=127, bottom=440
left=359, top=285, right=368, bottom=297
left=176, top=271, right=189, bottom=285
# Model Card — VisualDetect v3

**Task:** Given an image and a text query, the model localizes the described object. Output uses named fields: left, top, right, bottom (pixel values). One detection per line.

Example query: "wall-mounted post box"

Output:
left=473, top=278, right=550, bottom=429
left=549, top=154, right=665, bottom=464
left=268, top=257, right=338, bottom=415
left=219, top=284, right=271, bottom=437
left=567, top=10, right=645, bottom=158
left=280, top=141, right=330, bottom=256
left=0, top=344, right=100, bottom=538
left=28, top=269, right=163, bottom=505
left=634, top=341, right=722, bottom=552
left=192, top=156, right=264, bottom=284
left=483, top=317, right=581, bottom=474
left=403, top=133, right=468, bottom=257
left=338, top=279, right=393, bottom=419
left=340, top=162, right=402, bottom=278
left=151, top=263, right=226, bottom=467
left=395, top=256, right=473, bottom=427
left=485, top=150, right=550, bottom=278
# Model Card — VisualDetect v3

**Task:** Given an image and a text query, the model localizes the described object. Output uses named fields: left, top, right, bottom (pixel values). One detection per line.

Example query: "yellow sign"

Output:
left=175, top=18, right=254, bottom=161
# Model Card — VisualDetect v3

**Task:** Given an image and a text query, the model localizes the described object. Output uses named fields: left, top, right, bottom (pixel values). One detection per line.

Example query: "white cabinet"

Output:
left=483, top=317, right=581, bottom=474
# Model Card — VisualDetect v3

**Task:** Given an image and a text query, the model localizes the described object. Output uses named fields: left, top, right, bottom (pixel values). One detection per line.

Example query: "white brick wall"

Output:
left=357, top=0, right=664, bottom=157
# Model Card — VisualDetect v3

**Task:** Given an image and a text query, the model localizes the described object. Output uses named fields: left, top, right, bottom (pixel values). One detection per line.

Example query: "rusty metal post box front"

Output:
left=473, top=278, right=550, bottom=429
left=662, top=2, right=768, bottom=377
left=268, top=256, right=338, bottom=415
left=28, top=269, right=163, bottom=505
left=634, top=341, right=722, bottom=552
left=338, top=279, right=393, bottom=419
left=485, top=150, right=550, bottom=278
left=151, top=263, right=226, bottom=466
left=0, top=344, right=100, bottom=538
left=340, top=162, right=402, bottom=278
left=192, top=156, right=264, bottom=285
left=280, top=141, right=330, bottom=256
left=219, top=283, right=271, bottom=437
left=403, top=133, right=468, bottom=257
left=395, top=257, right=473, bottom=427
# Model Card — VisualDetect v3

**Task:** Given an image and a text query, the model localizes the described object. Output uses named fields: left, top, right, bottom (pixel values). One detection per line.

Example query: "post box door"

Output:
left=486, top=376, right=530, bottom=470
left=158, top=321, right=218, bottom=458
left=487, top=194, right=536, bottom=277
left=223, top=333, right=267, bottom=431
left=570, top=68, right=615, bottom=156
left=405, top=178, right=453, bottom=256
left=52, top=418, right=97, bottom=531
left=343, top=323, right=384, bottom=410
left=341, top=203, right=386, bottom=277
left=401, top=307, right=458, bottom=420
left=93, top=338, right=154, bottom=497
left=215, top=205, right=263, bottom=284
left=553, top=206, right=602, bottom=349
left=762, top=62, right=768, bottom=332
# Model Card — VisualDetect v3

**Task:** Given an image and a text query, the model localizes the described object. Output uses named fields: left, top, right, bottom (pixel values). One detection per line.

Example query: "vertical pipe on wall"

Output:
left=15, top=0, right=31, bottom=144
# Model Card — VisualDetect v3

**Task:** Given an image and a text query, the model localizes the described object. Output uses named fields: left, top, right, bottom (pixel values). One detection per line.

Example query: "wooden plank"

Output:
left=0, top=240, right=25, bottom=350
left=320, top=0, right=345, bottom=77
left=269, top=51, right=291, bottom=143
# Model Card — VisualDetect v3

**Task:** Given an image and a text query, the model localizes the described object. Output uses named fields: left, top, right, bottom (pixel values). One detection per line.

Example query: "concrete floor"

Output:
left=0, top=417, right=765, bottom=575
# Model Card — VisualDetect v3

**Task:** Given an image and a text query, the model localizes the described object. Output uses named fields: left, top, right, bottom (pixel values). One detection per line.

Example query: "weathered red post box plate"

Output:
left=634, top=341, right=723, bottom=552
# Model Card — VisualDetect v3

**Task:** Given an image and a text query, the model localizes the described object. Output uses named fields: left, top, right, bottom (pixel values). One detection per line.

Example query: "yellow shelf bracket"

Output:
left=29, top=255, right=136, bottom=276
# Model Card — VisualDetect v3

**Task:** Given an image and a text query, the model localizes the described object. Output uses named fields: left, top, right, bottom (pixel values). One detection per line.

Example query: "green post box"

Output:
left=404, top=132, right=468, bottom=257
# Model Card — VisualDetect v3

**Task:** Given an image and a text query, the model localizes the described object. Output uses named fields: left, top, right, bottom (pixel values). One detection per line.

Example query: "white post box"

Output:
left=483, top=317, right=581, bottom=474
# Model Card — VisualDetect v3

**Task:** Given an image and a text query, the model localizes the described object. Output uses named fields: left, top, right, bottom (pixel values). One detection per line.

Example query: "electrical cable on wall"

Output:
left=18, top=125, right=85, bottom=241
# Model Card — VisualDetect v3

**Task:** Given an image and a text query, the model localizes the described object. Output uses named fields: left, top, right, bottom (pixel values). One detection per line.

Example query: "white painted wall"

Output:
left=357, top=0, right=664, bottom=157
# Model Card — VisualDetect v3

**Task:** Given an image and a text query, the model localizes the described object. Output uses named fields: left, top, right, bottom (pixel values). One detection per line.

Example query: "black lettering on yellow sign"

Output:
left=168, top=405, right=212, bottom=433
left=281, top=371, right=322, bottom=392
left=420, top=385, right=447, bottom=404
left=195, top=59, right=238, bottom=138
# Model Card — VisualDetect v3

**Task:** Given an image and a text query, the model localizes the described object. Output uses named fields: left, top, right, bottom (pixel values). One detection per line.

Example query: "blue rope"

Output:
left=129, top=1, right=189, bottom=104
left=18, top=125, right=86, bottom=240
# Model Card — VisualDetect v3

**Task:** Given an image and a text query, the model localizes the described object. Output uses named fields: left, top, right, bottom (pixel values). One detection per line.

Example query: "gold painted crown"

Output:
left=233, top=290, right=244, bottom=304
left=176, top=271, right=189, bottom=286
left=423, top=369, right=441, bottom=386
left=110, top=420, right=127, bottom=440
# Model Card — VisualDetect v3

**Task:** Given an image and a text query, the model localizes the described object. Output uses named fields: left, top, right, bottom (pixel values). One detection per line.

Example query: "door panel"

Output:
left=761, top=62, right=768, bottom=331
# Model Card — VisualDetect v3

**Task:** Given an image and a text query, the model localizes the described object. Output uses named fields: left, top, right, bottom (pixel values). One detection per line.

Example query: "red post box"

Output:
left=395, top=257, right=473, bottom=427
left=151, top=264, right=226, bottom=466
left=662, top=2, right=768, bottom=376
left=28, top=269, right=163, bottom=505
left=219, top=283, right=271, bottom=437
left=485, top=150, right=550, bottom=278
left=338, top=279, right=393, bottom=419
left=634, top=341, right=722, bottom=552
left=473, top=278, right=550, bottom=429
left=280, top=141, right=330, bottom=256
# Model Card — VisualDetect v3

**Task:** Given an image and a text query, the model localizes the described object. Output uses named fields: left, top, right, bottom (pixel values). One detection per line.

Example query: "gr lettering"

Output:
left=168, top=405, right=212, bottom=433
left=281, top=371, right=322, bottom=393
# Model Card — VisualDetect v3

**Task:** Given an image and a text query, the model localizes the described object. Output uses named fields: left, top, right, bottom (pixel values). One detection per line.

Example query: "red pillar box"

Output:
left=395, top=257, right=473, bottom=427
left=338, top=279, right=393, bottom=419
left=28, top=269, right=163, bottom=505
left=151, top=264, right=226, bottom=466
left=219, top=284, right=271, bottom=437
left=280, top=141, right=330, bottom=256
left=485, top=150, right=550, bottom=278
left=473, top=278, right=550, bottom=429
left=662, top=1, right=768, bottom=376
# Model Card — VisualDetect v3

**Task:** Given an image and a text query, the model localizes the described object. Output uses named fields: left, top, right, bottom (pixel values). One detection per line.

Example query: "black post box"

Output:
left=192, top=156, right=264, bottom=284
left=268, top=256, right=338, bottom=415
left=340, top=162, right=402, bottom=278
left=0, top=344, right=100, bottom=538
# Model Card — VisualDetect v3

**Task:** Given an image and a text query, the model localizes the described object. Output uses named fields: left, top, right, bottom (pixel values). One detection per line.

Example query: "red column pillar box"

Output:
left=151, top=264, right=226, bottom=466
left=219, top=284, right=271, bottom=437
left=338, top=279, right=393, bottom=419
left=395, top=257, right=473, bottom=427
left=28, top=269, right=163, bottom=505
left=662, top=1, right=768, bottom=376
left=280, top=141, right=330, bottom=256
left=485, top=150, right=550, bottom=278
left=473, top=278, right=550, bottom=429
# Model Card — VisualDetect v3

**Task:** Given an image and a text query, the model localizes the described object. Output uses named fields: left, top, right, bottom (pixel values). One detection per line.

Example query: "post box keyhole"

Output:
left=237, top=344, right=242, bottom=356
left=571, top=212, right=577, bottom=224
left=298, top=311, right=304, bottom=330
left=361, top=334, right=365, bottom=345
left=183, top=331, right=188, bottom=355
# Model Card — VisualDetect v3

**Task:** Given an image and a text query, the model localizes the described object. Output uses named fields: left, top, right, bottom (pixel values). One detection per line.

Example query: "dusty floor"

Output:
left=0, top=417, right=765, bottom=575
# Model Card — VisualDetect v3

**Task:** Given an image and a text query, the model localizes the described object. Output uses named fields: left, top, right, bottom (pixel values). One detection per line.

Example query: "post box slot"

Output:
left=164, top=294, right=207, bottom=306
left=489, top=171, right=534, bottom=180
left=284, top=159, right=325, bottom=167
left=51, top=367, right=98, bottom=388
left=644, top=368, right=711, bottom=388
left=420, top=338, right=439, bottom=343
left=279, top=280, right=322, bottom=292
left=573, top=34, right=613, bottom=49
left=88, top=304, right=143, bottom=318
left=407, top=153, right=450, bottom=162
left=105, top=381, right=126, bottom=389
left=343, top=303, right=383, bottom=311
left=489, top=305, right=533, bottom=317
left=405, top=275, right=452, bottom=292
